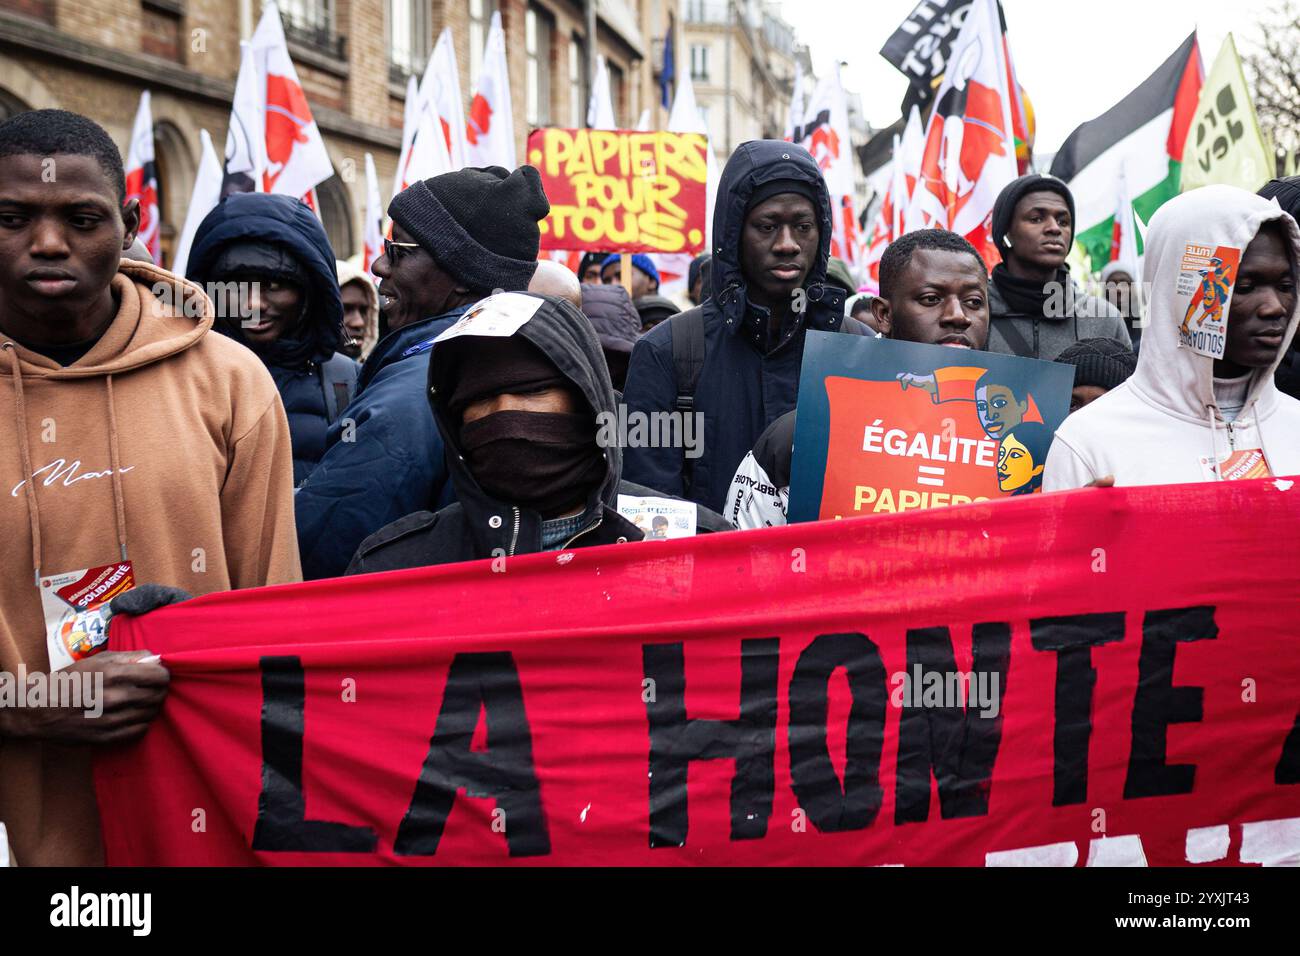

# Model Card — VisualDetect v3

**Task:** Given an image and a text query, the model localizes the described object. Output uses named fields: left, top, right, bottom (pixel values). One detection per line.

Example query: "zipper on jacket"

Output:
left=1226, top=421, right=1237, bottom=451
left=508, top=506, right=521, bottom=556
left=561, top=515, right=603, bottom=550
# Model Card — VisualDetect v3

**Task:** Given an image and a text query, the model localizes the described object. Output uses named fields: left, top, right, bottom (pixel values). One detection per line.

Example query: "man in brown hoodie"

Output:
left=0, top=109, right=301, bottom=865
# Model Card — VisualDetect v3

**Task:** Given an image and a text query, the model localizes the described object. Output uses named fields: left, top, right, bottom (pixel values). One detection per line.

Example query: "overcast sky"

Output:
left=778, top=0, right=1280, bottom=154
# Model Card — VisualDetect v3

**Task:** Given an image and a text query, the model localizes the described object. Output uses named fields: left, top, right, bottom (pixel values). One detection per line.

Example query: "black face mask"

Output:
left=459, top=410, right=606, bottom=518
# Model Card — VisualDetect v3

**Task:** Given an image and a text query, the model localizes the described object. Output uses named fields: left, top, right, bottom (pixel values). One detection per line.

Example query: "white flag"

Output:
left=402, top=85, right=455, bottom=187
left=393, top=74, right=418, bottom=199
left=798, top=62, right=861, bottom=265
left=172, top=129, right=223, bottom=277
left=588, top=55, right=617, bottom=129
left=667, top=72, right=718, bottom=252
left=224, top=41, right=267, bottom=190
left=363, top=152, right=384, bottom=282
left=124, top=91, right=161, bottom=264
left=251, top=1, right=334, bottom=198
left=428, top=28, right=469, bottom=169
left=786, top=61, right=806, bottom=142
left=465, top=11, right=516, bottom=169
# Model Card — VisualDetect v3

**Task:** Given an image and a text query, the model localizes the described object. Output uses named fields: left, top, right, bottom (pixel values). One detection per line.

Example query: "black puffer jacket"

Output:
left=620, top=139, right=868, bottom=512
left=187, top=193, right=357, bottom=486
left=346, top=293, right=727, bottom=572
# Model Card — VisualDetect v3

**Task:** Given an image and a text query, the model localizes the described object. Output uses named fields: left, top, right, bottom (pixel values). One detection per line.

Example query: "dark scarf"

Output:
left=991, top=264, right=1073, bottom=321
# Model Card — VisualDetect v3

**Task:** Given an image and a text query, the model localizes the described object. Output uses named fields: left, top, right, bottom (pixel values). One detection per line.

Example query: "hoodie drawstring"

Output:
left=3, top=344, right=129, bottom=585
left=4, top=342, right=44, bottom=585
left=104, top=374, right=129, bottom=563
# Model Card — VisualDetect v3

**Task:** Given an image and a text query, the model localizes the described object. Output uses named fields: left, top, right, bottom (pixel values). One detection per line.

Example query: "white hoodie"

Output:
left=1045, top=185, right=1300, bottom=489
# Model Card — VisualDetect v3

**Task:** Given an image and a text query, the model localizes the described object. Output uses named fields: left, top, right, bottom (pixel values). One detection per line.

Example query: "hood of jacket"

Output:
left=185, top=192, right=345, bottom=368
left=0, top=259, right=213, bottom=379
left=428, top=292, right=627, bottom=553
left=336, top=257, right=380, bottom=359
left=1133, top=184, right=1300, bottom=424
left=710, top=140, right=844, bottom=322
left=580, top=282, right=641, bottom=354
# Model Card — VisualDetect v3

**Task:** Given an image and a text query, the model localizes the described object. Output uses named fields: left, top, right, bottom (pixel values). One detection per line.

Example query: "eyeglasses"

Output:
left=384, top=238, right=421, bottom=265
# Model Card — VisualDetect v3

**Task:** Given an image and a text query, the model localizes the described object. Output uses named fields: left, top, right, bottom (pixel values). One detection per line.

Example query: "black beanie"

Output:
left=1055, top=337, right=1137, bottom=391
left=992, top=174, right=1076, bottom=259
left=389, top=165, right=551, bottom=293
left=1258, top=176, right=1300, bottom=220
left=747, top=177, right=820, bottom=214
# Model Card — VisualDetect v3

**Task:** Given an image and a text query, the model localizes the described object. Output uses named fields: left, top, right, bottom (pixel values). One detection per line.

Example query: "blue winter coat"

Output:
left=620, top=139, right=865, bottom=512
left=292, top=307, right=468, bottom=580
left=186, top=193, right=358, bottom=486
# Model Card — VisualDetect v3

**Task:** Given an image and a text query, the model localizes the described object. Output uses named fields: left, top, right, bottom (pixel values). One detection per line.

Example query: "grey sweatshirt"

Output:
left=986, top=277, right=1132, bottom=361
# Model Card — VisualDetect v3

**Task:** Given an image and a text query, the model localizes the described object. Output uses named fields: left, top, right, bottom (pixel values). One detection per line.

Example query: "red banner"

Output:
left=527, top=128, right=708, bottom=255
left=97, top=479, right=1300, bottom=866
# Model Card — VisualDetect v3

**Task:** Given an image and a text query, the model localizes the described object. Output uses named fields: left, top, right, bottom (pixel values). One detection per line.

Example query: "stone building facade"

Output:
left=0, top=0, right=670, bottom=266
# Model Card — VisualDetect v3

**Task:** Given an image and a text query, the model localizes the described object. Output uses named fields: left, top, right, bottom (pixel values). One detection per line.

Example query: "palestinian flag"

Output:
left=1050, top=33, right=1202, bottom=272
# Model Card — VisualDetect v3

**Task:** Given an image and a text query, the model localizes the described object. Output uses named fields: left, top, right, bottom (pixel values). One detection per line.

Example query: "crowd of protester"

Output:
left=1, top=107, right=1298, bottom=865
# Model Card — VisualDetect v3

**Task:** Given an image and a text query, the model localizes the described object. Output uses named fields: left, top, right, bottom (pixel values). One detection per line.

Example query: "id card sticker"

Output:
left=1176, top=243, right=1240, bottom=359
left=433, top=292, right=545, bottom=344
left=1198, top=447, right=1272, bottom=482
left=618, top=495, right=697, bottom=540
left=40, top=561, right=134, bottom=671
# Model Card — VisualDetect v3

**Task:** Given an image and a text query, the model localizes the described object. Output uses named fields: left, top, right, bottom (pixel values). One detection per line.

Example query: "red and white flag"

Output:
left=465, top=11, right=516, bottom=169
left=427, top=28, right=469, bottom=169
left=904, top=0, right=1018, bottom=268
left=223, top=3, right=334, bottom=204
left=253, top=3, right=334, bottom=198
left=401, top=81, right=455, bottom=188
left=363, top=152, right=384, bottom=282
left=171, top=129, right=223, bottom=276
left=124, top=90, right=161, bottom=264
left=863, top=134, right=906, bottom=292
left=797, top=63, right=861, bottom=269
left=396, top=26, right=469, bottom=189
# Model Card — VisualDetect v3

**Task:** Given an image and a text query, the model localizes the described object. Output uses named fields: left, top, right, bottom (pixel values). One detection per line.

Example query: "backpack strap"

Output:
left=669, top=309, right=707, bottom=496
left=320, top=353, right=360, bottom=424
left=992, top=315, right=1036, bottom=358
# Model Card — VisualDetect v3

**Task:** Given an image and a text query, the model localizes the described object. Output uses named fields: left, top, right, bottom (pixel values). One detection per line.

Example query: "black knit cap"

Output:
left=1055, top=337, right=1138, bottom=391
left=992, top=174, right=1076, bottom=259
left=389, top=165, right=551, bottom=292
left=747, top=177, right=820, bottom=214
left=1258, top=176, right=1300, bottom=220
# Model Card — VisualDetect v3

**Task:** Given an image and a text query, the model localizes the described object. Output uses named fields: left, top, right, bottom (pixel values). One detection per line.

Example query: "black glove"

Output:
left=110, top=584, right=193, bottom=618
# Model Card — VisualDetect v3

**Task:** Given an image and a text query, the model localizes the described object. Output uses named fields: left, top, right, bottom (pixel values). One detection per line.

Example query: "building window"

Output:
left=690, top=44, right=709, bottom=82
left=468, top=0, right=499, bottom=85
left=569, top=34, right=586, bottom=127
left=388, top=0, right=431, bottom=82
left=526, top=6, right=553, bottom=127
left=280, top=0, right=343, bottom=58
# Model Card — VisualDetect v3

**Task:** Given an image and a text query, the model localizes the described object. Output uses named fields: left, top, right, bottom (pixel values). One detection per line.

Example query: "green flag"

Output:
left=1180, top=34, right=1271, bottom=191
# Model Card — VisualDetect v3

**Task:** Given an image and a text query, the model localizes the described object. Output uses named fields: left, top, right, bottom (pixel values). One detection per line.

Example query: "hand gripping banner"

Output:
left=97, top=478, right=1300, bottom=866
